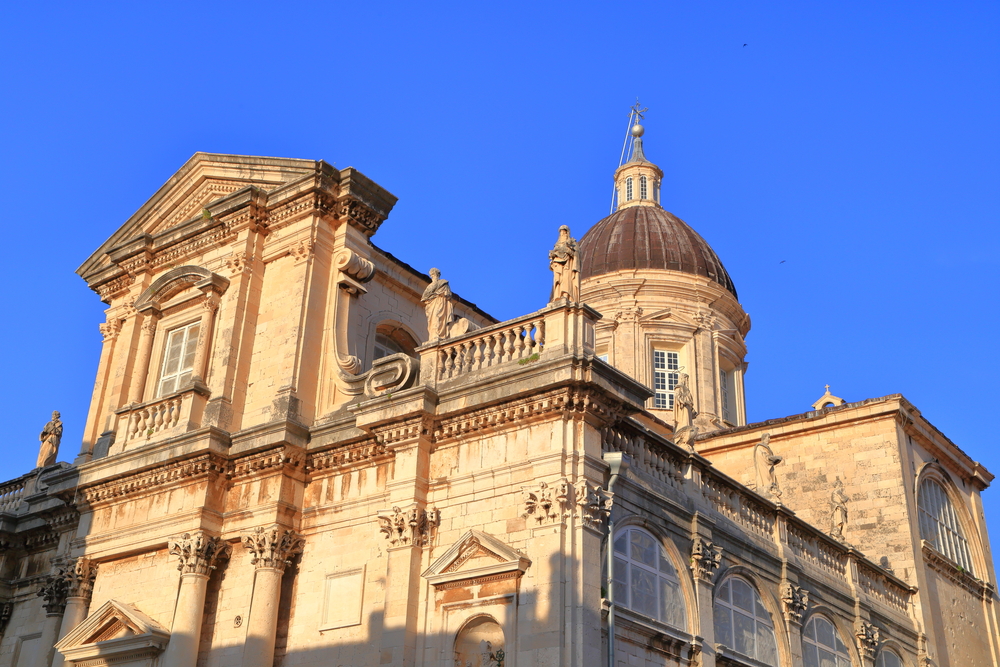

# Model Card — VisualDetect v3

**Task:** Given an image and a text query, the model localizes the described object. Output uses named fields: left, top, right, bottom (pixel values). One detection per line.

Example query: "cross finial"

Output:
left=824, top=384, right=830, bottom=392
left=630, top=99, right=648, bottom=121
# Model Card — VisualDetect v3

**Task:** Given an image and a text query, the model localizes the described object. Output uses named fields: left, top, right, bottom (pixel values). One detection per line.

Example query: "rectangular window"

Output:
left=157, top=322, right=200, bottom=397
left=626, top=177, right=634, bottom=201
left=653, top=350, right=679, bottom=409
left=720, top=369, right=732, bottom=423
left=640, top=176, right=648, bottom=199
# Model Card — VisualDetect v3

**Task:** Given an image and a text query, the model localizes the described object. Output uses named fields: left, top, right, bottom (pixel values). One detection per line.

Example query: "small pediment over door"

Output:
left=54, top=599, right=169, bottom=666
left=422, top=530, right=530, bottom=588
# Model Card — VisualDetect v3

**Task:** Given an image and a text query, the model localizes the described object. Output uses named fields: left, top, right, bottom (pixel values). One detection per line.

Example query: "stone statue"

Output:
left=673, top=373, right=695, bottom=429
left=673, top=425, right=698, bottom=452
left=831, top=477, right=849, bottom=539
left=37, top=411, right=62, bottom=468
left=548, top=225, right=580, bottom=303
left=754, top=432, right=783, bottom=500
left=422, top=268, right=454, bottom=342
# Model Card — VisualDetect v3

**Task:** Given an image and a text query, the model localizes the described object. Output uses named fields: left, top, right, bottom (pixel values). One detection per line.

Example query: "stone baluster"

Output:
left=191, top=293, right=221, bottom=385
left=129, top=311, right=161, bottom=404
left=160, top=533, right=231, bottom=667
left=34, top=573, right=68, bottom=667
left=51, top=558, right=98, bottom=667
left=240, top=527, right=304, bottom=667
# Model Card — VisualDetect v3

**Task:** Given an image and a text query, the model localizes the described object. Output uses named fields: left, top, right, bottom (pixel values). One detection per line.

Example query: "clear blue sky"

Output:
left=2, top=2, right=998, bottom=556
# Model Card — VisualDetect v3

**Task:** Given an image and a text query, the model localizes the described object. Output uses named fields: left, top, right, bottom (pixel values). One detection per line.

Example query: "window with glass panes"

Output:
left=802, top=616, right=851, bottom=667
left=640, top=175, right=648, bottom=199
left=918, top=478, right=974, bottom=574
left=612, top=527, right=685, bottom=630
left=157, top=322, right=200, bottom=397
left=373, top=333, right=403, bottom=361
left=653, top=350, right=679, bottom=409
left=713, top=577, right=778, bottom=666
left=626, top=177, right=634, bottom=201
left=720, top=369, right=732, bottom=422
left=876, top=650, right=903, bottom=667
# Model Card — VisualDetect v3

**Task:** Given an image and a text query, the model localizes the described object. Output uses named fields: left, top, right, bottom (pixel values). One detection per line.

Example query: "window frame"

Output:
left=652, top=349, right=680, bottom=410
left=802, top=614, right=853, bottom=667
left=713, top=575, right=779, bottom=667
left=155, top=320, right=201, bottom=398
left=917, top=476, right=975, bottom=574
left=626, top=177, right=634, bottom=201
left=640, top=175, right=648, bottom=199
left=612, top=526, right=686, bottom=631
left=875, top=648, right=903, bottom=667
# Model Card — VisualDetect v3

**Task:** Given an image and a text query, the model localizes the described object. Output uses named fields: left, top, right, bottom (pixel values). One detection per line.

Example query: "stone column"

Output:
left=160, top=533, right=231, bottom=667
left=129, top=311, right=161, bottom=404
left=34, top=574, right=68, bottom=667
left=51, top=558, right=98, bottom=667
left=191, top=293, right=220, bottom=385
left=240, top=527, right=304, bottom=667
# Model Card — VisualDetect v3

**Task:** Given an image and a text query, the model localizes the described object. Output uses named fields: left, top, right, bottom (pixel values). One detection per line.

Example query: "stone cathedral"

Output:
left=0, top=123, right=996, bottom=667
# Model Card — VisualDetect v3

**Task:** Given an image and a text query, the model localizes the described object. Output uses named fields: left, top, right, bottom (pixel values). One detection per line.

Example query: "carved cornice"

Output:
left=95, top=274, right=136, bottom=301
left=229, top=447, right=304, bottom=480
left=335, top=196, right=386, bottom=236
left=377, top=506, right=439, bottom=547
left=922, top=542, right=993, bottom=600
left=80, top=453, right=227, bottom=506
left=433, top=387, right=624, bottom=442
left=305, top=439, right=390, bottom=473
left=372, top=417, right=428, bottom=447
left=241, top=526, right=304, bottom=571
left=690, top=538, right=723, bottom=584
left=168, top=532, right=231, bottom=576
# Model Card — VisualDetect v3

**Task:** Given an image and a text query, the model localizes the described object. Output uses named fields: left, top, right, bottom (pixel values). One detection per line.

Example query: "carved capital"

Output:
left=241, top=526, right=304, bottom=571
left=38, top=573, right=69, bottom=614
left=169, top=532, right=231, bottom=576
left=99, top=319, right=122, bottom=342
left=201, top=293, right=221, bottom=313
left=521, top=480, right=572, bottom=524
left=140, top=318, right=159, bottom=336
left=225, top=251, right=253, bottom=276
left=377, top=506, right=439, bottom=547
left=61, top=557, right=98, bottom=600
left=855, top=621, right=880, bottom=658
left=575, top=479, right=613, bottom=529
left=289, top=240, right=313, bottom=262
left=690, top=538, right=723, bottom=584
left=780, top=582, right=809, bottom=624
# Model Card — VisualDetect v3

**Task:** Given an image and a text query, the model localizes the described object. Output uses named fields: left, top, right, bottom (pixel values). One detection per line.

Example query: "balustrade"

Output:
left=435, top=315, right=545, bottom=381
left=122, top=394, right=185, bottom=444
left=0, top=479, right=25, bottom=514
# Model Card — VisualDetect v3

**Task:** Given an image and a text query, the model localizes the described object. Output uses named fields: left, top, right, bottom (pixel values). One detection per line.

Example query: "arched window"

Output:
left=802, top=616, right=852, bottom=667
left=714, top=576, right=778, bottom=666
left=626, top=177, right=634, bottom=201
left=454, top=615, right=504, bottom=667
left=612, top=527, right=685, bottom=629
left=372, top=324, right=418, bottom=363
left=640, top=175, right=648, bottom=199
left=918, top=478, right=974, bottom=574
left=876, top=649, right=903, bottom=667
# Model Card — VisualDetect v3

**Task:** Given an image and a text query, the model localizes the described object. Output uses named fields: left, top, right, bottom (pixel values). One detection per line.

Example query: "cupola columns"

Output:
left=614, top=124, right=663, bottom=211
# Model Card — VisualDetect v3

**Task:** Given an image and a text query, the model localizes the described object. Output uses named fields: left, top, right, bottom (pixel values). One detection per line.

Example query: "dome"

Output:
left=579, top=206, right=738, bottom=298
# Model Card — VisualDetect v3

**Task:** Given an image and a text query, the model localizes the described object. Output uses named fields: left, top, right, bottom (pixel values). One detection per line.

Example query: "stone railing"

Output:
left=418, top=302, right=598, bottom=389
left=785, top=523, right=848, bottom=579
left=701, top=473, right=776, bottom=540
left=602, top=422, right=685, bottom=490
left=114, top=387, right=208, bottom=451
left=0, top=478, right=26, bottom=514
left=855, top=558, right=910, bottom=615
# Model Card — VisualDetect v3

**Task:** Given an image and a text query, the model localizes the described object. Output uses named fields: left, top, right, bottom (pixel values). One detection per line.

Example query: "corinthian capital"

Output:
left=62, top=557, right=98, bottom=599
left=38, top=573, right=68, bottom=614
left=169, top=532, right=232, bottom=576
left=241, top=526, right=304, bottom=571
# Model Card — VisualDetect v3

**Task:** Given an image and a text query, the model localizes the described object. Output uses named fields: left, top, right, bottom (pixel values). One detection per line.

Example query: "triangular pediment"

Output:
left=77, top=153, right=320, bottom=280
left=422, top=530, right=530, bottom=587
left=55, top=599, right=169, bottom=661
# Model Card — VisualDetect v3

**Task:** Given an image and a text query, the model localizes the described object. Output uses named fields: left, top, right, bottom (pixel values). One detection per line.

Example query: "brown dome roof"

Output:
left=579, top=206, right=738, bottom=298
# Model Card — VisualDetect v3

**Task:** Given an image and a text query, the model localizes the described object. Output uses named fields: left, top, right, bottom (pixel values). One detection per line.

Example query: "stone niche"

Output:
left=53, top=599, right=169, bottom=667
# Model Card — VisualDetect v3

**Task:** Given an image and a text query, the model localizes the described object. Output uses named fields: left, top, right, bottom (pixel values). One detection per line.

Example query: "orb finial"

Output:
left=631, top=123, right=645, bottom=138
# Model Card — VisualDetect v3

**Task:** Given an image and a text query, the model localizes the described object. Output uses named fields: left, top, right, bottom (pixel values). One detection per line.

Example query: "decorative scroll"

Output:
left=169, top=532, right=232, bottom=575
left=690, top=538, right=723, bottom=584
left=340, top=353, right=420, bottom=398
left=241, top=526, right=305, bottom=571
left=377, top=506, right=439, bottom=547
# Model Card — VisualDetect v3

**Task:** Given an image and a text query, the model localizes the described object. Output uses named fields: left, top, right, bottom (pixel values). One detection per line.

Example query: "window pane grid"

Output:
left=640, top=175, right=648, bottom=199
left=653, top=351, right=679, bottom=409
left=614, top=528, right=685, bottom=630
left=157, top=322, right=200, bottom=398
left=713, top=577, right=777, bottom=667
left=626, top=177, right=634, bottom=201
left=918, top=479, right=974, bottom=573
left=802, top=617, right=851, bottom=667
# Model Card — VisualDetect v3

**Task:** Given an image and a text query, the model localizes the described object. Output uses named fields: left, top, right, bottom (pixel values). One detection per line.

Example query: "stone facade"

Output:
left=0, top=145, right=996, bottom=667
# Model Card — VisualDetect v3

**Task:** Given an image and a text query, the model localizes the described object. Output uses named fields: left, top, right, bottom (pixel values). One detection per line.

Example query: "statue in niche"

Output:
left=548, top=225, right=580, bottom=303
left=754, top=433, right=783, bottom=500
left=830, top=477, right=849, bottom=540
left=422, top=268, right=454, bottom=342
left=673, top=373, right=695, bottom=429
left=37, top=411, right=62, bottom=468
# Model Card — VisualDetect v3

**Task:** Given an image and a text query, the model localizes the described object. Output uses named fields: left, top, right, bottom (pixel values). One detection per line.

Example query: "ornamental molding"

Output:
left=305, top=439, right=390, bottom=473
left=855, top=620, right=880, bottom=658
left=690, top=538, right=723, bottom=584
left=241, top=526, right=305, bottom=571
left=422, top=530, right=530, bottom=589
left=519, top=478, right=612, bottom=529
left=38, top=572, right=69, bottom=614
left=96, top=274, right=136, bottom=301
left=168, top=532, right=232, bottom=575
left=377, top=505, right=439, bottom=547
left=779, top=582, right=809, bottom=624
left=224, top=251, right=253, bottom=276
left=433, top=387, right=625, bottom=442
left=80, top=453, right=226, bottom=506
left=921, top=541, right=992, bottom=600
left=288, top=239, right=314, bottom=262
left=229, top=446, right=304, bottom=480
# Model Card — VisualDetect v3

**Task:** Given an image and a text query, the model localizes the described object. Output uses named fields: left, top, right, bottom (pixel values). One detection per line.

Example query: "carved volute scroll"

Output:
left=241, top=526, right=305, bottom=571
left=690, top=538, right=723, bottom=584
left=169, top=532, right=232, bottom=575
left=780, top=582, right=809, bottom=624
left=333, top=248, right=376, bottom=378
left=377, top=506, right=439, bottom=547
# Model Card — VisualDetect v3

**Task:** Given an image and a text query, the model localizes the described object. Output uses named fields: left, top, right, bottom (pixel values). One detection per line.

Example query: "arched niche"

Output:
left=454, top=615, right=505, bottom=667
